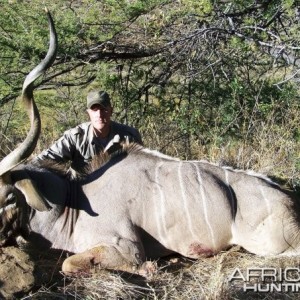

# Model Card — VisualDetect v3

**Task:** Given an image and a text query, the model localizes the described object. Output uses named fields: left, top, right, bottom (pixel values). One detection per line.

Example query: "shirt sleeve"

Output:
left=35, top=129, right=76, bottom=163
left=131, top=128, right=143, bottom=145
left=126, top=127, right=143, bottom=145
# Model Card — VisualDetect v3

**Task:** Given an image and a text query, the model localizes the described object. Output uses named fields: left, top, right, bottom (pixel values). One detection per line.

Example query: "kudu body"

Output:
left=1, top=11, right=300, bottom=276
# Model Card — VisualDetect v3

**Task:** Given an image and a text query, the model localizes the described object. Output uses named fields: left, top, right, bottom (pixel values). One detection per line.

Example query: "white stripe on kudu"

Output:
left=193, top=162, right=216, bottom=249
left=178, top=162, right=198, bottom=242
left=257, top=177, right=272, bottom=216
left=154, top=160, right=168, bottom=245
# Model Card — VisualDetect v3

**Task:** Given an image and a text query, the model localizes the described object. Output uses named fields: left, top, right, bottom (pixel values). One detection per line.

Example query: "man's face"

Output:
left=87, top=104, right=113, bottom=131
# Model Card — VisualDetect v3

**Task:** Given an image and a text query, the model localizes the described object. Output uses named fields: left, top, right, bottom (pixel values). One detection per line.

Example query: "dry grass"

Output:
left=25, top=247, right=300, bottom=299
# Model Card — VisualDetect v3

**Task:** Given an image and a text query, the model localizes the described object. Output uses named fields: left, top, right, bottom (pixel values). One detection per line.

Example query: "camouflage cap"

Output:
left=87, top=90, right=111, bottom=109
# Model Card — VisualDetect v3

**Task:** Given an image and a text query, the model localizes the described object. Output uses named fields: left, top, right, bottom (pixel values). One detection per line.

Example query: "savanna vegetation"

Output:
left=0, top=0, right=300, bottom=299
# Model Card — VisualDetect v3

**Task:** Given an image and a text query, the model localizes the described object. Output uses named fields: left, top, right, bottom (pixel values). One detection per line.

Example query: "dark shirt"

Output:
left=36, top=121, right=142, bottom=173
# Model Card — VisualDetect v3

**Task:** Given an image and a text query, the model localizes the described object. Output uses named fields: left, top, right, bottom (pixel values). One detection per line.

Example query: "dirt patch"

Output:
left=0, top=246, right=35, bottom=299
left=0, top=246, right=66, bottom=299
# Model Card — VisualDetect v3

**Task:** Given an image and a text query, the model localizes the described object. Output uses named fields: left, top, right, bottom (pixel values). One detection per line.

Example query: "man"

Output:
left=36, top=90, right=142, bottom=174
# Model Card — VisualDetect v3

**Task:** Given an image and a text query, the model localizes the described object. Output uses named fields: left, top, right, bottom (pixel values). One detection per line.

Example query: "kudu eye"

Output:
left=6, top=193, right=16, bottom=205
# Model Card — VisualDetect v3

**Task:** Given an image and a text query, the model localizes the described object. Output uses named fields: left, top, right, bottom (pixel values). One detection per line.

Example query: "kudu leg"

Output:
left=62, top=245, right=156, bottom=277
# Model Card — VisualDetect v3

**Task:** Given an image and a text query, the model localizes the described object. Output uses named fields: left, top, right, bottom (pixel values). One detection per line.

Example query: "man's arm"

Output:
left=35, top=129, right=76, bottom=163
left=132, top=128, right=143, bottom=145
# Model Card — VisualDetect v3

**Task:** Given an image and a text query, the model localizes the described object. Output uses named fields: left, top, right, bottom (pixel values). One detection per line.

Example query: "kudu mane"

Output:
left=30, top=159, right=72, bottom=178
left=87, top=142, right=144, bottom=174
left=26, top=143, right=144, bottom=182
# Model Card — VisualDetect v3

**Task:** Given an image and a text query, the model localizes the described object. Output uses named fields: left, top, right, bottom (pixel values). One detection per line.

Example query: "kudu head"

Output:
left=0, top=9, right=57, bottom=245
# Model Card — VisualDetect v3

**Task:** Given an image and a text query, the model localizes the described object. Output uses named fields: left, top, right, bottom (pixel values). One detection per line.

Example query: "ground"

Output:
left=0, top=247, right=35, bottom=299
left=2, top=245, right=300, bottom=299
left=0, top=246, right=65, bottom=299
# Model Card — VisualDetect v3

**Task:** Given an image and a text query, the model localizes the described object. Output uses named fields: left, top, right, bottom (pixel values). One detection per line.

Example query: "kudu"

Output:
left=1, top=10, right=300, bottom=277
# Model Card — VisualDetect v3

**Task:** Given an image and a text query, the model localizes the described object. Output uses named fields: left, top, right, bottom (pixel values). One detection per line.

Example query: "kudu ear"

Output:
left=0, top=172, right=12, bottom=188
left=15, top=179, right=52, bottom=212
